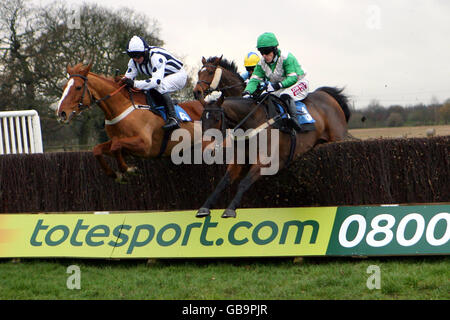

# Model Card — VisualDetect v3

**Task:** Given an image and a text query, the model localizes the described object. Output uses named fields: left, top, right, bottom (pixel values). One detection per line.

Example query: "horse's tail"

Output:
left=316, top=86, right=351, bottom=122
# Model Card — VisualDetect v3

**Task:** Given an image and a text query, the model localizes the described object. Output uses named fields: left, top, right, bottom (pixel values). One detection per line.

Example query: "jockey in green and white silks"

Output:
left=243, top=32, right=315, bottom=132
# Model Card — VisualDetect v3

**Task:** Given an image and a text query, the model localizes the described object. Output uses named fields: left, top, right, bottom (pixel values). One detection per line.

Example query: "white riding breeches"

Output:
left=273, top=77, right=309, bottom=102
left=156, top=68, right=188, bottom=94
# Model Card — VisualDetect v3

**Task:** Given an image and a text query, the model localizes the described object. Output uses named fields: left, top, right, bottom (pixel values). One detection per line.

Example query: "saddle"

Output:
left=142, top=89, right=189, bottom=122
left=262, top=93, right=315, bottom=131
left=261, top=94, right=293, bottom=134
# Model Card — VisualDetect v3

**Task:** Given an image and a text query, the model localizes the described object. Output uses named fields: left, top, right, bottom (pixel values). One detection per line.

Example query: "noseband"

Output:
left=196, top=64, right=243, bottom=96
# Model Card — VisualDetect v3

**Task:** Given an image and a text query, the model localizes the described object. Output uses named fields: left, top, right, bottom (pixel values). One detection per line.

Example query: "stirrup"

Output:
left=162, top=117, right=180, bottom=131
left=288, top=118, right=303, bottom=132
left=299, top=122, right=316, bottom=132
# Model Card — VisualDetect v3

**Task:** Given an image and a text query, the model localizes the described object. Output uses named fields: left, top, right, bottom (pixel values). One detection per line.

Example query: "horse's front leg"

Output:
left=196, top=163, right=245, bottom=218
left=92, top=141, right=118, bottom=179
left=110, top=135, right=150, bottom=177
left=222, top=163, right=264, bottom=218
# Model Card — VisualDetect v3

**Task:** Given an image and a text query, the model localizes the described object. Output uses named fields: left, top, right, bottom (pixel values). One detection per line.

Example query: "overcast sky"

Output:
left=37, top=0, right=450, bottom=108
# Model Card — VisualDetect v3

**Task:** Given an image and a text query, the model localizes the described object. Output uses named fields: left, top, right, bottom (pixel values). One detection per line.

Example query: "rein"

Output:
left=232, top=93, right=270, bottom=131
left=204, top=94, right=296, bottom=168
left=69, top=74, right=126, bottom=112
left=202, top=93, right=272, bottom=141
left=203, top=106, right=229, bottom=137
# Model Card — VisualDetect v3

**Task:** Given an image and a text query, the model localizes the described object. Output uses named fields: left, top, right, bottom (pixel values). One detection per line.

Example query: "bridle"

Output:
left=196, top=64, right=244, bottom=97
left=68, top=74, right=126, bottom=112
left=202, top=106, right=230, bottom=137
left=201, top=93, right=272, bottom=139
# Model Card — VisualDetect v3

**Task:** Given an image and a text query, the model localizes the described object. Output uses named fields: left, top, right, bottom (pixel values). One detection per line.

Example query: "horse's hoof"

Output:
left=222, top=209, right=236, bottom=218
left=196, top=208, right=211, bottom=218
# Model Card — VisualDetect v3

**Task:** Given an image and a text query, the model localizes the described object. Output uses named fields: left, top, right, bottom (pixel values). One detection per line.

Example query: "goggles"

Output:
left=258, top=47, right=274, bottom=55
left=127, top=51, right=144, bottom=59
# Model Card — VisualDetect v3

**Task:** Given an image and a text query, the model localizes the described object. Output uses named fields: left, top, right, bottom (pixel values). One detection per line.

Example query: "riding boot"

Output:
left=282, top=96, right=304, bottom=132
left=145, top=90, right=156, bottom=107
left=162, top=93, right=180, bottom=131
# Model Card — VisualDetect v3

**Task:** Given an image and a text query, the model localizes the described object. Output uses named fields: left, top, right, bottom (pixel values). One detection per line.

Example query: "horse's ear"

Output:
left=85, top=62, right=93, bottom=73
left=79, top=62, right=93, bottom=76
left=202, top=56, right=207, bottom=65
left=66, top=64, right=73, bottom=74
left=213, top=55, right=222, bottom=66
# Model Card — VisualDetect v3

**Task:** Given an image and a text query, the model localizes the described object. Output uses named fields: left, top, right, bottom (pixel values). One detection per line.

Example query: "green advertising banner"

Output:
left=326, top=205, right=450, bottom=256
left=0, top=204, right=448, bottom=258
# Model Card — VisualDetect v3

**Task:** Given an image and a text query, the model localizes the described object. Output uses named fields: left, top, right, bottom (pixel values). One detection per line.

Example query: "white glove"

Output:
left=205, top=91, right=222, bottom=103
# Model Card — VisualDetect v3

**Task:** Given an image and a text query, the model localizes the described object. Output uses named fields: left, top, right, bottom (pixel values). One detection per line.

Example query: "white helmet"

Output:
left=127, top=36, right=147, bottom=54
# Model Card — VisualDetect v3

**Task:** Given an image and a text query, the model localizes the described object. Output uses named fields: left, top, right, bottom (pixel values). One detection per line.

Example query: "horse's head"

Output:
left=201, top=91, right=225, bottom=133
left=193, top=56, right=224, bottom=105
left=56, top=63, right=93, bottom=123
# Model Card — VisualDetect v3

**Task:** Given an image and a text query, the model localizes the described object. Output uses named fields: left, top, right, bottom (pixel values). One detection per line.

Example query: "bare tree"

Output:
left=0, top=0, right=41, bottom=110
left=1, top=0, right=167, bottom=148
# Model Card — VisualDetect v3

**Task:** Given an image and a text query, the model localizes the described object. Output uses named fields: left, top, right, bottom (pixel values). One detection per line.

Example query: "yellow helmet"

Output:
left=244, top=52, right=260, bottom=67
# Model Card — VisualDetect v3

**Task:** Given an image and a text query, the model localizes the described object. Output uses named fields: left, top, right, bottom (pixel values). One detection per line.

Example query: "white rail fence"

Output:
left=0, top=110, right=43, bottom=155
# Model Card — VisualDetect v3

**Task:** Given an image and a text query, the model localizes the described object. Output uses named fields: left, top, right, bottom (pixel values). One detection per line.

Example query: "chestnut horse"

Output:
left=196, top=85, right=351, bottom=218
left=56, top=63, right=204, bottom=182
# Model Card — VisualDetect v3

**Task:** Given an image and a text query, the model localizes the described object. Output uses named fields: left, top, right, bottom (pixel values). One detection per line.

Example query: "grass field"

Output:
left=349, top=125, right=450, bottom=140
left=0, top=256, right=448, bottom=300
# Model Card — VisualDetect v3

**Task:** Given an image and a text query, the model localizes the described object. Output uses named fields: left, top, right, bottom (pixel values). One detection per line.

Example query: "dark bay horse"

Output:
left=56, top=63, right=204, bottom=182
left=196, top=87, right=351, bottom=218
left=193, top=56, right=245, bottom=103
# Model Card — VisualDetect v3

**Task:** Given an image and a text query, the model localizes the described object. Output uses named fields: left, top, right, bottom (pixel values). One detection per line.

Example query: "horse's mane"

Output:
left=88, top=72, right=119, bottom=86
left=86, top=71, right=147, bottom=101
left=69, top=63, right=117, bottom=85
left=84, top=68, right=201, bottom=112
left=206, top=56, right=243, bottom=82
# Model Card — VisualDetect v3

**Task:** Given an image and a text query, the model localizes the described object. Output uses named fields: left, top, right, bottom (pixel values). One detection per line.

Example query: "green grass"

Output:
left=0, top=257, right=448, bottom=300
